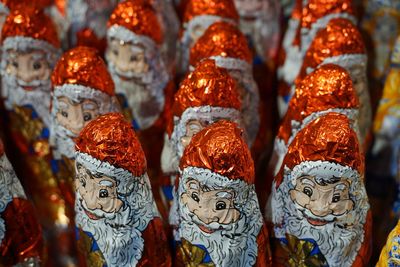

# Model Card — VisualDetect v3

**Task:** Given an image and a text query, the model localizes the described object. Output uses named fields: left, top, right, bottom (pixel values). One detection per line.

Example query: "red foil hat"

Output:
left=52, top=46, right=115, bottom=96
left=0, top=0, right=52, bottom=11
left=298, top=18, right=365, bottom=80
left=75, top=113, right=147, bottom=177
left=189, top=21, right=252, bottom=67
left=180, top=120, right=255, bottom=184
left=108, top=0, right=163, bottom=44
left=276, top=112, right=362, bottom=186
left=301, top=0, right=355, bottom=30
left=1, top=6, right=60, bottom=48
left=172, top=59, right=241, bottom=118
left=278, top=64, right=359, bottom=144
left=183, top=0, right=239, bottom=23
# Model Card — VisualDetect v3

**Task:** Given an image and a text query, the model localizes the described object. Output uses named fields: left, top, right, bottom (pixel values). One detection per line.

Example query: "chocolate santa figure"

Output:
left=266, top=64, right=360, bottom=200
left=67, top=0, right=118, bottom=54
left=233, top=0, right=281, bottom=64
left=0, top=140, right=43, bottom=266
left=178, top=0, right=239, bottom=74
left=175, top=120, right=272, bottom=266
left=377, top=220, right=400, bottom=266
left=297, top=18, right=372, bottom=146
left=270, top=113, right=371, bottom=266
left=189, top=21, right=261, bottom=151
left=160, top=59, right=244, bottom=212
left=277, top=0, right=357, bottom=117
left=50, top=46, right=119, bottom=207
left=74, top=113, right=171, bottom=267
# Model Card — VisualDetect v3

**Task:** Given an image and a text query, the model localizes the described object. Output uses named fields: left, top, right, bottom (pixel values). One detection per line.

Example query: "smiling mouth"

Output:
left=117, top=73, right=133, bottom=81
left=302, top=212, right=334, bottom=226
left=197, top=224, right=216, bottom=234
left=21, top=85, right=36, bottom=91
left=84, top=208, right=100, bottom=220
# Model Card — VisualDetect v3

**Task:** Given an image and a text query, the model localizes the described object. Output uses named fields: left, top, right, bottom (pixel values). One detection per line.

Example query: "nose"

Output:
left=115, top=55, right=130, bottom=73
left=308, top=196, right=331, bottom=217
left=69, top=108, right=84, bottom=135
left=18, top=67, right=36, bottom=83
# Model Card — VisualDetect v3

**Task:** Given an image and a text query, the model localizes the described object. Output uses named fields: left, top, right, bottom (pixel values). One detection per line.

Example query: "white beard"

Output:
left=109, top=68, right=165, bottom=130
left=271, top=177, right=369, bottom=267
left=2, top=75, right=51, bottom=128
left=50, top=123, right=76, bottom=159
left=75, top=177, right=159, bottom=267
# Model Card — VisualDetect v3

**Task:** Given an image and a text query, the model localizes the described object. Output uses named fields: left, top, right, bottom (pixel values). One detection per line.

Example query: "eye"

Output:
left=11, top=61, right=18, bottom=68
left=332, top=193, right=341, bottom=203
left=99, top=189, right=109, bottom=198
left=303, top=186, right=313, bottom=197
left=79, top=178, right=86, bottom=187
left=61, top=111, right=68, bottom=118
left=83, top=113, right=92, bottom=122
left=215, top=201, right=226, bottom=210
left=33, top=61, right=42, bottom=70
left=113, top=50, right=118, bottom=56
left=130, top=55, right=138, bottom=62
left=191, top=192, right=199, bottom=202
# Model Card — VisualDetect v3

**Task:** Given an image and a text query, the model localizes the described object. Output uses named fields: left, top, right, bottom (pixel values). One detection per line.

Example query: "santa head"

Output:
left=0, top=6, right=61, bottom=128
left=272, top=64, right=360, bottom=176
left=190, top=21, right=260, bottom=146
left=74, top=113, right=160, bottom=267
left=50, top=46, right=118, bottom=160
left=106, top=0, right=169, bottom=130
left=271, top=112, right=370, bottom=267
left=299, top=18, right=371, bottom=143
left=179, top=0, right=239, bottom=72
left=177, top=120, right=265, bottom=266
left=161, top=59, right=243, bottom=175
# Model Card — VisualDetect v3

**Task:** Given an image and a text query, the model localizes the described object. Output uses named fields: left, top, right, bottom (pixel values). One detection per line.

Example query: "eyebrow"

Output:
left=57, top=101, right=68, bottom=108
left=31, top=53, right=45, bottom=60
left=188, top=182, right=199, bottom=190
left=99, top=180, right=113, bottom=187
left=82, top=102, right=97, bottom=110
left=335, top=183, right=347, bottom=191
left=216, top=191, right=233, bottom=199
left=301, top=178, right=315, bottom=186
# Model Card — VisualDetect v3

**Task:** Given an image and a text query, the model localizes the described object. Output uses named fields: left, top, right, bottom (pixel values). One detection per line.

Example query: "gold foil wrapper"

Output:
left=75, top=113, right=147, bottom=177
left=1, top=5, right=60, bottom=48
left=52, top=46, right=115, bottom=96
left=183, top=0, right=239, bottom=23
left=301, top=0, right=355, bottom=30
left=172, top=59, right=241, bottom=118
left=276, top=113, right=362, bottom=187
left=180, top=120, right=255, bottom=184
left=189, top=21, right=252, bottom=67
left=298, top=18, right=365, bottom=81
left=278, top=64, right=359, bottom=144
left=108, top=0, right=163, bottom=44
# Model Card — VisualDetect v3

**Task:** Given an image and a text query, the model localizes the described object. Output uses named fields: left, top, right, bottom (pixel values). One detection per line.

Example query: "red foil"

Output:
left=298, top=18, right=365, bottom=81
left=108, top=0, right=163, bottom=45
left=189, top=21, right=252, bottom=67
left=301, top=0, right=355, bottom=30
left=278, top=64, right=359, bottom=144
left=180, top=120, right=255, bottom=184
left=52, top=46, right=115, bottom=96
left=75, top=113, right=147, bottom=177
left=1, top=5, right=60, bottom=48
left=183, top=0, right=239, bottom=23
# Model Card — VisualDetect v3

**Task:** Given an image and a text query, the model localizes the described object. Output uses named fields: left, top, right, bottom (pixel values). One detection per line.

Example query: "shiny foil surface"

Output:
left=1, top=5, right=60, bottom=47
left=301, top=0, right=355, bottom=29
left=189, top=21, right=252, bottom=67
left=75, top=113, right=147, bottom=177
left=180, top=120, right=255, bottom=184
left=283, top=113, right=362, bottom=177
left=278, top=64, right=359, bottom=143
left=298, top=18, right=365, bottom=80
left=183, top=0, right=239, bottom=23
left=52, top=46, right=115, bottom=96
left=108, top=0, right=163, bottom=45
left=172, top=59, right=241, bottom=117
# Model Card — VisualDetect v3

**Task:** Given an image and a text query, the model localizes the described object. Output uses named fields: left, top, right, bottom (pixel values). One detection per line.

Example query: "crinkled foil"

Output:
left=277, top=113, right=362, bottom=184
left=180, top=120, right=254, bottom=183
left=278, top=64, right=359, bottom=143
left=172, top=59, right=241, bottom=117
left=1, top=6, right=60, bottom=48
left=52, top=46, right=115, bottom=96
left=298, top=18, right=365, bottom=80
left=75, top=113, right=147, bottom=177
left=183, top=0, right=239, bottom=23
left=189, top=21, right=252, bottom=67
left=1, top=0, right=52, bottom=10
left=108, top=0, right=163, bottom=45
left=301, top=0, right=355, bottom=29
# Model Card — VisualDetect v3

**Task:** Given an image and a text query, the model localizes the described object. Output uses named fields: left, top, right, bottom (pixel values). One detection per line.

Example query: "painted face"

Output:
left=180, top=119, right=206, bottom=149
left=227, top=69, right=251, bottom=106
left=106, top=38, right=149, bottom=79
left=181, top=179, right=240, bottom=233
left=56, top=96, right=99, bottom=136
left=76, top=163, right=123, bottom=219
left=347, top=64, right=367, bottom=97
left=5, top=49, right=51, bottom=88
left=289, top=175, right=354, bottom=226
left=234, top=0, right=264, bottom=18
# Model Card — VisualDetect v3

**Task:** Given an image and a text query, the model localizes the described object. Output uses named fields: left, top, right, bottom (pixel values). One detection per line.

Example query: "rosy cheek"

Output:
left=331, top=200, right=354, bottom=216
left=290, top=189, right=309, bottom=207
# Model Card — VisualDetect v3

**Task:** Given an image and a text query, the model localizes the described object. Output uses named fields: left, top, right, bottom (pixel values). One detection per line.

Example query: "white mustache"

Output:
left=78, top=196, right=117, bottom=220
left=294, top=203, right=346, bottom=223
left=108, top=64, right=143, bottom=80
left=189, top=210, right=233, bottom=231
